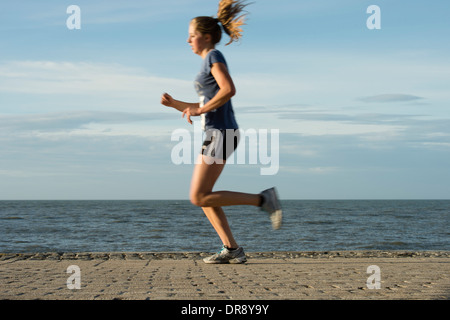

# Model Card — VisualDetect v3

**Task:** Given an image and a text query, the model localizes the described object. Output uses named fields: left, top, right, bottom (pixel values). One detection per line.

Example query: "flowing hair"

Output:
left=191, top=0, right=250, bottom=46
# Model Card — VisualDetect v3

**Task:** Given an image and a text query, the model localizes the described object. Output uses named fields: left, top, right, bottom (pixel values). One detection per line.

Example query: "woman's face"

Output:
left=187, top=23, right=210, bottom=56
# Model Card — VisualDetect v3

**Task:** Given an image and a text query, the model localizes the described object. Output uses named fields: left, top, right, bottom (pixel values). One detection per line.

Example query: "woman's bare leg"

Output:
left=190, top=156, right=261, bottom=208
left=202, top=206, right=238, bottom=249
left=190, top=155, right=260, bottom=248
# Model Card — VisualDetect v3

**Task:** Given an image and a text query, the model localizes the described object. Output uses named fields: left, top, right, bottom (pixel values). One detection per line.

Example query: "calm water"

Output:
left=0, top=200, right=449, bottom=253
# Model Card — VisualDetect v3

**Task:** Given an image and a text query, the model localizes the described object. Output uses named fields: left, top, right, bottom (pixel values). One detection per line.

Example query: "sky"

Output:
left=1, top=0, right=449, bottom=200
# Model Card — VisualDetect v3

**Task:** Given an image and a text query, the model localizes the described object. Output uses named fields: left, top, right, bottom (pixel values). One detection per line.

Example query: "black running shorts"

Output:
left=201, top=129, right=240, bottom=162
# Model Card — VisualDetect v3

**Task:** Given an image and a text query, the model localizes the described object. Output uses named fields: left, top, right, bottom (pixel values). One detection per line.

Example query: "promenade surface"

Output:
left=0, top=251, right=448, bottom=300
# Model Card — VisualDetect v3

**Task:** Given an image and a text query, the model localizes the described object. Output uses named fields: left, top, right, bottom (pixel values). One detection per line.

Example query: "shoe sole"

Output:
left=270, top=209, right=282, bottom=230
left=263, top=188, right=282, bottom=229
left=203, top=257, right=247, bottom=264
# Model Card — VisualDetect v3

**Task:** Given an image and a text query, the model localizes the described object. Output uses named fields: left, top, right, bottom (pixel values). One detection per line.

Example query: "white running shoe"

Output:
left=203, top=246, right=247, bottom=264
left=260, top=187, right=282, bottom=230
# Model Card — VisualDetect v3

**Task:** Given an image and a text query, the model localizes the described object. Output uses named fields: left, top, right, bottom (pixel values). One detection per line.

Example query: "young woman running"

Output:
left=161, top=0, right=282, bottom=264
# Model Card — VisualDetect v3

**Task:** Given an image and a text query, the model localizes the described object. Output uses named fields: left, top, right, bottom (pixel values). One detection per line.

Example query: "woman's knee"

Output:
left=190, top=191, right=208, bottom=207
left=190, top=191, right=216, bottom=207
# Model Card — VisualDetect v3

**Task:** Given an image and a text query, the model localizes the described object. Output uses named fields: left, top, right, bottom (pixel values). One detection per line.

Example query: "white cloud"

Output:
left=358, top=94, right=424, bottom=103
left=280, top=166, right=339, bottom=175
left=0, top=60, right=190, bottom=95
left=0, top=60, right=195, bottom=113
left=0, top=110, right=173, bottom=132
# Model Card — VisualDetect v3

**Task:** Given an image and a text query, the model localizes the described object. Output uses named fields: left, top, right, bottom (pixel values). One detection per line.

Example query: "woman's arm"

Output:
left=161, top=93, right=199, bottom=112
left=201, top=62, right=236, bottom=113
left=182, top=62, right=235, bottom=124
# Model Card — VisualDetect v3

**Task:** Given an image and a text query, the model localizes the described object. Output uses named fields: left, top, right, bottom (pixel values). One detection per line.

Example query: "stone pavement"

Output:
left=0, top=251, right=448, bottom=300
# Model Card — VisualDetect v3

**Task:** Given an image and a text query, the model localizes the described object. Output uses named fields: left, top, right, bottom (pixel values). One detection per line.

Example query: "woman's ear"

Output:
left=204, top=33, right=213, bottom=44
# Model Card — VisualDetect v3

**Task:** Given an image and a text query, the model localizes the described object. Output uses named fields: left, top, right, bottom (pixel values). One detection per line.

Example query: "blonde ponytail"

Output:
left=191, top=0, right=250, bottom=46
left=217, top=0, right=250, bottom=45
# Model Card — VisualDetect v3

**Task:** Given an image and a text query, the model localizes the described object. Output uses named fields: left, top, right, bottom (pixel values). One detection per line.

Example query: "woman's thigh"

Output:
left=190, top=154, right=225, bottom=200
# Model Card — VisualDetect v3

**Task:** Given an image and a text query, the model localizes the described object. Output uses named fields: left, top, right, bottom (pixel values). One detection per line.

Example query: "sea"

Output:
left=0, top=200, right=449, bottom=253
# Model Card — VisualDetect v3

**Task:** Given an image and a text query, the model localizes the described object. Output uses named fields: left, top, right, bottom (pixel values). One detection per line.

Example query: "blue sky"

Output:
left=1, top=0, right=449, bottom=200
